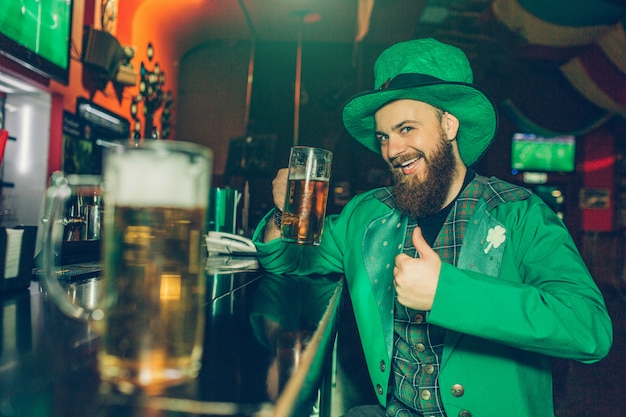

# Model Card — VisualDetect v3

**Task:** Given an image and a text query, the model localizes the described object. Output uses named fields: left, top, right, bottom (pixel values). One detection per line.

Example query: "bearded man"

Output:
left=252, top=38, right=612, bottom=417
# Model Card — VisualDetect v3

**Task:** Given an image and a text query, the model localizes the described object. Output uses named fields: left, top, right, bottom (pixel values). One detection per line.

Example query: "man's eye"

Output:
left=400, top=126, right=413, bottom=133
left=376, top=135, right=388, bottom=143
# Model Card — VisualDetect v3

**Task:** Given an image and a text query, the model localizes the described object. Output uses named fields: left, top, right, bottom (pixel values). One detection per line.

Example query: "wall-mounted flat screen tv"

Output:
left=0, top=0, right=73, bottom=84
left=511, top=133, right=576, bottom=173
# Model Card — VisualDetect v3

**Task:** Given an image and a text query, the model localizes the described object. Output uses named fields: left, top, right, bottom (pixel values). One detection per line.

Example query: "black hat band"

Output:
left=378, top=73, right=444, bottom=90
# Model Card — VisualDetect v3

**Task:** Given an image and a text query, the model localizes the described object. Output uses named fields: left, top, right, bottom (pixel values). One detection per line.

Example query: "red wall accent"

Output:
left=47, top=94, right=65, bottom=177
left=581, top=128, right=615, bottom=232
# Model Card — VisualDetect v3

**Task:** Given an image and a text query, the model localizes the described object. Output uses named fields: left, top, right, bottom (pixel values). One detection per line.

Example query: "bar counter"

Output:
left=0, top=258, right=343, bottom=417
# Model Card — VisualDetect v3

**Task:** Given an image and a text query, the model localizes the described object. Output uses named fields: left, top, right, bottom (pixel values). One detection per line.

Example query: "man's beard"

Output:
left=391, top=134, right=458, bottom=219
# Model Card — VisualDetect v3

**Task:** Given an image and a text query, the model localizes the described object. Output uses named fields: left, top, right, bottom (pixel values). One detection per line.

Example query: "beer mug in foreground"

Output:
left=281, top=146, right=332, bottom=245
left=42, top=140, right=212, bottom=394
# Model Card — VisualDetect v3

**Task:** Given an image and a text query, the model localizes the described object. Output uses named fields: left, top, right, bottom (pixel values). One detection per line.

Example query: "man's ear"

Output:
left=442, top=112, right=460, bottom=140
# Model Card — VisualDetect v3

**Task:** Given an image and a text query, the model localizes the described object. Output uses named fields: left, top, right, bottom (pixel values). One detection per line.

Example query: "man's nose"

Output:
left=387, top=135, right=407, bottom=160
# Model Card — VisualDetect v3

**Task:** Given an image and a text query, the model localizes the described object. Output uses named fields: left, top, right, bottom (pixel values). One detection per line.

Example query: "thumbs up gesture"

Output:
left=394, top=227, right=442, bottom=311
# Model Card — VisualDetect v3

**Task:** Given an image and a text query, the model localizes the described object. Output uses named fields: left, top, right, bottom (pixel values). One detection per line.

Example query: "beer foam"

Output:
left=105, top=150, right=210, bottom=208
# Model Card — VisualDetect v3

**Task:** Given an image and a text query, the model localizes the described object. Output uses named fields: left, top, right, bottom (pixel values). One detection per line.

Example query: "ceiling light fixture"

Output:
left=0, top=72, right=39, bottom=93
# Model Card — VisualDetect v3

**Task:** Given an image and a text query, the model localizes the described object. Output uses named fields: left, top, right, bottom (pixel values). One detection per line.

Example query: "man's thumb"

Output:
left=413, top=226, right=433, bottom=258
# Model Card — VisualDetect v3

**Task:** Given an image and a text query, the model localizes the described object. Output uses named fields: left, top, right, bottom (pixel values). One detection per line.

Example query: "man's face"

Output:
left=374, top=99, right=461, bottom=218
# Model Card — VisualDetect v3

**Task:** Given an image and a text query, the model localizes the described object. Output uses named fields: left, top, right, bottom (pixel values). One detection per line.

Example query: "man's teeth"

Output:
left=401, top=158, right=418, bottom=167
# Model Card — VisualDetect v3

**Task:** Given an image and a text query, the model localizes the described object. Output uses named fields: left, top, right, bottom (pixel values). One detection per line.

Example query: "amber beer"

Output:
left=100, top=141, right=211, bottom=392
left=282, top=178, right=330, bottom=244
left=99, top=205, right=205, bottom=392
left=281, top=147, right=332, bottom=245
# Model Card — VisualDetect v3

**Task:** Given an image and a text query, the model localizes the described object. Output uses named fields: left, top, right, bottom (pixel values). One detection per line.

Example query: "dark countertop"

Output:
left=0, top=261, right=343, bottom=417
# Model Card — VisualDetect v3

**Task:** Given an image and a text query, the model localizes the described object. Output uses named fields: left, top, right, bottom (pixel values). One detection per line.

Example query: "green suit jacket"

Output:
left=252, top=175, right=613, bottom=417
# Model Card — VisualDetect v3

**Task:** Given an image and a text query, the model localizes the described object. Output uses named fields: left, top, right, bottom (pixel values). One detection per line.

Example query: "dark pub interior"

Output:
left=1, top=1, right=625, bottom=416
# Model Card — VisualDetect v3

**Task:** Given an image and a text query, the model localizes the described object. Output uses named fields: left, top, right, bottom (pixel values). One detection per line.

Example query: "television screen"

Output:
left=0, top=0, right=73, bottom=84
left=511, top=133, right=576, bottom=173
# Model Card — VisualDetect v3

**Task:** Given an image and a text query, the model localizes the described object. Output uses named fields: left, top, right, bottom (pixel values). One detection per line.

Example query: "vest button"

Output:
left=379, top=360, right=386, bottom=372
left=376, top=384, right=384, bottom=395
left=458, top=410, right=472, bottom=417
left=451, top=383, right=465, bottom=397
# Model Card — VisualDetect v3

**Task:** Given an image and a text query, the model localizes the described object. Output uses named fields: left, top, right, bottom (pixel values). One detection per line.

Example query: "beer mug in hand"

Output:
left=41, top=140, right=212, bottom=394
left=281, top=146, right=332, bottom=245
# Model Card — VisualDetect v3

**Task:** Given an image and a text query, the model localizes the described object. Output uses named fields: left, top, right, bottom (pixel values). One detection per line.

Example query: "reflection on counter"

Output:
left=250, top=273, right=343, bottom=417
left=0, top=267, right=343, bottom=417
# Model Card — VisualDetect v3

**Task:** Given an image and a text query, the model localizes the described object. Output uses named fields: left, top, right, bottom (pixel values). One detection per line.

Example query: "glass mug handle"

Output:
left=41, top=174, right=103, bottom=322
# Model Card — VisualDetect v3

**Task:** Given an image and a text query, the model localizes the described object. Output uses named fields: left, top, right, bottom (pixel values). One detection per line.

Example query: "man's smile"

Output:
left=391, top=154, right=424, bottom=175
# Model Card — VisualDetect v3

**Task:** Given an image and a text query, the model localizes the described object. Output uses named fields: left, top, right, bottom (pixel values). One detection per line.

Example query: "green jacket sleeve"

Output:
left=251, top=191, right=380, bottom=276
left=428, top=195, right=613, bottom=363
